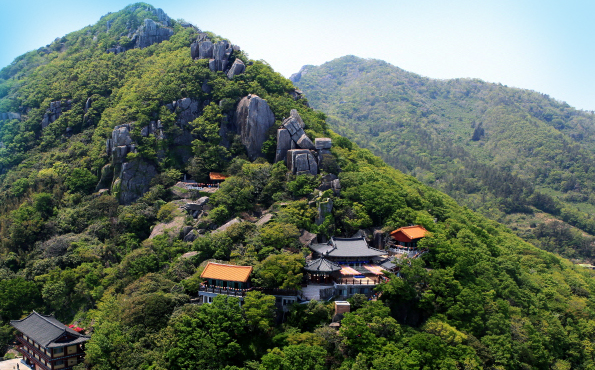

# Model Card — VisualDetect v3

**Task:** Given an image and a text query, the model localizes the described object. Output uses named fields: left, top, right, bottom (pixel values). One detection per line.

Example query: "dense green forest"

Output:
left=2, top=4, right=595, bottom=370
left=291, top=55, right=595, bottom=262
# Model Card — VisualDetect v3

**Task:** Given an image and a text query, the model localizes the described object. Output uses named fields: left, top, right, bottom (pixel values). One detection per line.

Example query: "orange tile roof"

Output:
left=390, top=225, right=428, bottom=240
left=339, top=266, right=360, bottom=276
left=363, top=265, right=385, bottom=275
left=209, top=172, right=228, bottom=181
left=200, top=262, right=252, bottom=282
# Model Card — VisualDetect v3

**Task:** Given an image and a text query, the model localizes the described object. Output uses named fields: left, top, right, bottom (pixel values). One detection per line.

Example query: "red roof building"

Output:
left=390, top=225, right=428, bottom=248
left=198, top=262, right=253, bottom=304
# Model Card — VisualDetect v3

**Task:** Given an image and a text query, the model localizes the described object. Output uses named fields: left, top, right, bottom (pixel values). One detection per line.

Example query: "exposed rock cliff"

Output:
left=113, top=159, right=157, bottom=205
left=132, top=18, right=174, bottom=49
left=274, top=109, right=333, bottom=175
left=190, top=34, right=244, bottom=78
left=106, top=8, right=173, bottom=54
left=234, top=95, right=275, bottom=161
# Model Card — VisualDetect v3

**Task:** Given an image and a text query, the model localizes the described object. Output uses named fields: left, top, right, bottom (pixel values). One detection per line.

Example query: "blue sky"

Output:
left=2, top=0, right=594, bottom=111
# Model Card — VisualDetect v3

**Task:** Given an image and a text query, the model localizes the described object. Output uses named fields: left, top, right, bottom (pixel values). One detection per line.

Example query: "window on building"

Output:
left=54, top=347, right=64, bottom=355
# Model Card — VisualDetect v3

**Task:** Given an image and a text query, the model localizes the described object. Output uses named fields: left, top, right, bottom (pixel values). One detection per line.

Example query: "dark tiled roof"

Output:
left=10, top=311, right=89, bottom=348
left=309, top=243, right=334, bottom=255
left=326, top=237, right=385, bottom=258
left=304, top=258, right=341, bottom=273
left=379, top=257, right=398, bottom=270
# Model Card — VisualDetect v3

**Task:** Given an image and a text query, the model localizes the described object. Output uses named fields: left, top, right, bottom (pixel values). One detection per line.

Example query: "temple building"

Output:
left=304, top=257, right=341, bottom=284
left=310, top=237, right=385, bottom=265
left=307, top=237, right=388, bottom=298
left=390, top=225, right=427, bottom=249
left=198, top=262, right=252, bottom=304
left=11, top=311, right=89, bottom=370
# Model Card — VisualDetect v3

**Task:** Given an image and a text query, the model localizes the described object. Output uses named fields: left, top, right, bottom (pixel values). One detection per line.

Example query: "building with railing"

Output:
left=197, top=262, right=301, bottom=311
left=198, top=262, right=253, bottom=304
left=305, top=237, right=390, bottom=299
left=10, top=311, right=89, bottom=370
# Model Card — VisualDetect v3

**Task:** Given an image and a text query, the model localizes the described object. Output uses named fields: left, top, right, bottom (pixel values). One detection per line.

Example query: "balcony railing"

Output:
left=199, top=285, right=248, bottom=297
left=334, top=278, right=380, bottom=286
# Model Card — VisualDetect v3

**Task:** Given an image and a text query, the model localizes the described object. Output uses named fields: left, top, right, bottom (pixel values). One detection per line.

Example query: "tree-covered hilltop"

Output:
left=2, top=4, right=595, bottom=370
left=291, top=55, right=595, bottom=261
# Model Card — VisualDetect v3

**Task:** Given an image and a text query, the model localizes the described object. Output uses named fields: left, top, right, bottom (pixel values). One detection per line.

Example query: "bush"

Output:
left=66, top=168, right=97, bottom=194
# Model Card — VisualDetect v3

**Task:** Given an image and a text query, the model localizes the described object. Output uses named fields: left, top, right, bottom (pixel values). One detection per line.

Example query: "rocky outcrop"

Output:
left=106, top=45, right=128, bottom=54
left=227, top=59, right=245, bottom=79
left=106, top=123, right=134, bottom=165
left=234, top=95, right=275, bottom=160
left=105, top=123, right=156, bottom=204
left=107, top=9, right=173, bottom=54
left=140, top=120, right=165, bottom=140
left=191, top=34, right=245, bottom=76
left=273, top=109, right=333, bottom=176
left=132, top=19, right=174, bottom=49
left=183, top=229, right=199, bottom=242
left=183, top=196, right=209, bottom=218
left=286, top=149, right=318, bottom=176
left=166, top=97, right=202, bottom=127
left=314, top=137, right=337, bottom=172
left=41, top=100, right=72, bottom=129
left=316, top=198, right=333, bottom=225
left=372, top=228, right=385, bottom=249
left=319, top=174, right=341, bottom=195
left=275, top=129, right=293, bottom=163
left=276, top=110, right=307, bottom=162
left=0, top=112, right=21, bottom=121
left=214, top=217, right=241, bottom=233
left=113, top=158, right=157, bottom=205
left=163, top=97, right=202, bottom=147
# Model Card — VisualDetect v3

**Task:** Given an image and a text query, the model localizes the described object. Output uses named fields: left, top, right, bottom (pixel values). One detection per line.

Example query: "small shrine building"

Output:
left=390, top=225, right=428, bottom=248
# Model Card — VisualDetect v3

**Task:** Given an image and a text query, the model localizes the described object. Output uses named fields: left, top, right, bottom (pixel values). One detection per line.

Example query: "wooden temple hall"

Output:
left=10, top=311, right=90, bottom=370
left=198, top=262, right=252, bottom=303
left=306, top=237, right=389, bottom=296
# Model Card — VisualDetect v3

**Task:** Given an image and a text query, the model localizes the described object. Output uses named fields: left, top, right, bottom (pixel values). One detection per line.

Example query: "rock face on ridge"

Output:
left=106, top=8, right=173, bottom=54
left=274, top=109, right=333, bottom=175
left=132, top=19, right=174, bottom=49
left=104, top=123, right=157, bottom=204
left=113, top=159, right=157, bottom=205
left=234, top=95, right=275, bottom=161
left=227, top=59, right=245, bottom=79
left=191, top=33, right=244, bottom=79
left=41, top=100, right=72, bottom=129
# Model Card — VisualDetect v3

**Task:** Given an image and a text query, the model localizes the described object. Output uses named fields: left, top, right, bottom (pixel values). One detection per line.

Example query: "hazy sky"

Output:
left=2, top=0, right=594, bottom=111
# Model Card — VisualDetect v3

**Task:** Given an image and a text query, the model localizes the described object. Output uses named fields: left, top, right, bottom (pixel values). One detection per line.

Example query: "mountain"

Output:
left=291, top=55, right=595, bottom=261
left=1, top=4, right=595, bottom=370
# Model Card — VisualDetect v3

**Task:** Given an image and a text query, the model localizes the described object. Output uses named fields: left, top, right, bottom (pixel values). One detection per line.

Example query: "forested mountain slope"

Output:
left=292, top=55, right=595, bottom=261
left=2, top=4, right=595, bottom=370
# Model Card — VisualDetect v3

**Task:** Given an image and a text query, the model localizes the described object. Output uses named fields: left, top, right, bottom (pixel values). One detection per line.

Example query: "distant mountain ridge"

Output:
left=292, top=55, right=595, bottom=260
